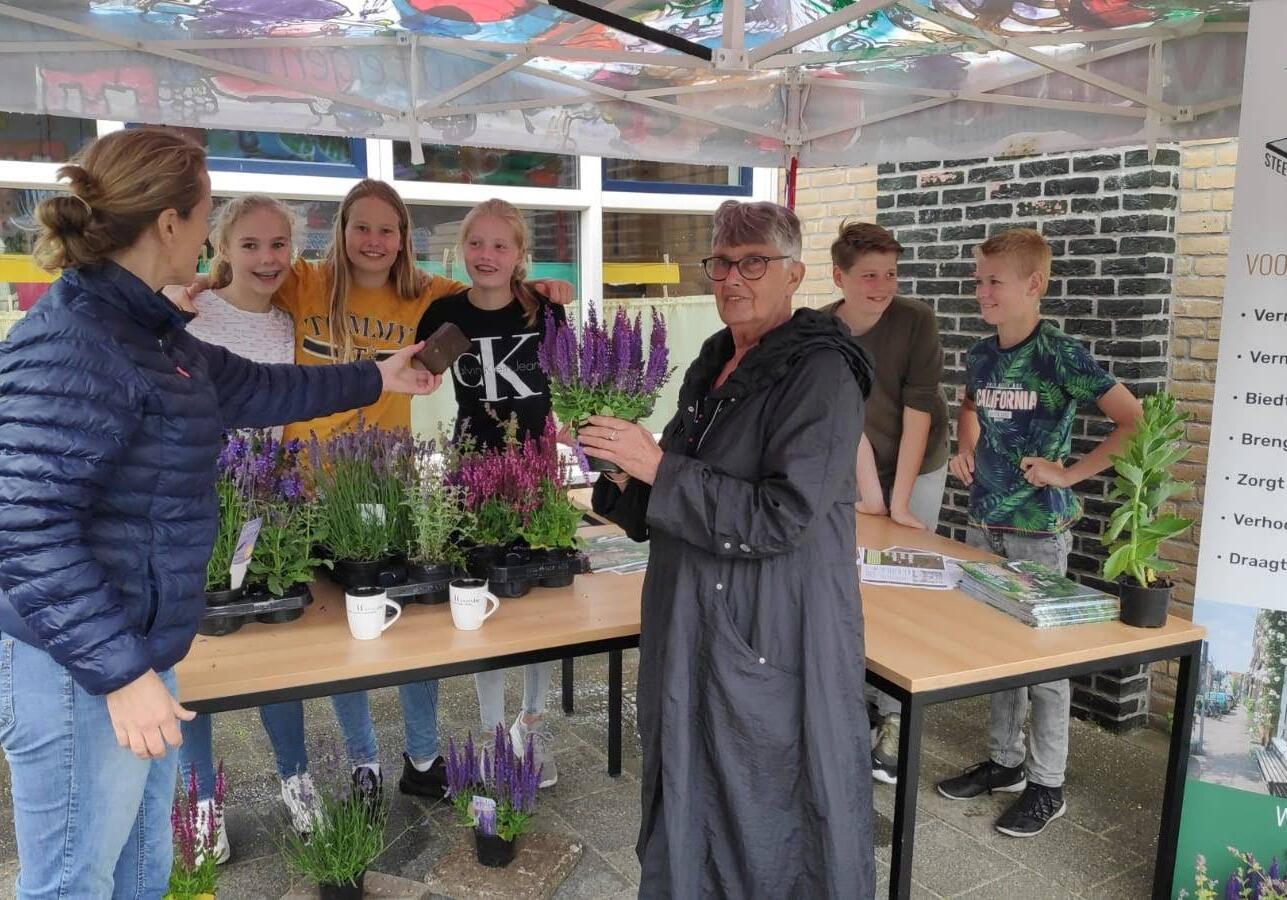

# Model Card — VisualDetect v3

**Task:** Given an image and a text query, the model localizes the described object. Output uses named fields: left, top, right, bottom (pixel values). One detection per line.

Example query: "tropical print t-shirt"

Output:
left=966, top=320, right=1116, bottom=535
left=274, top=258, right=465, bottom=444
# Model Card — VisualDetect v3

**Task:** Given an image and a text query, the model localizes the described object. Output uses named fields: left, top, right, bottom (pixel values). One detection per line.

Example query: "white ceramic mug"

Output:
left=450, top=578, right=500, bottom=631
left=345, top=587, right=402, bottom=640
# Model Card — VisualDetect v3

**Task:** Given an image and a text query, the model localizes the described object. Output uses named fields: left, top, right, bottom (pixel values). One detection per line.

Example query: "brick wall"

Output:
left=788, top=167, right=878, bottom=306
left=1146, top=137, right=1236, bottom=725
left=792, top=148, right=1185, bottom=730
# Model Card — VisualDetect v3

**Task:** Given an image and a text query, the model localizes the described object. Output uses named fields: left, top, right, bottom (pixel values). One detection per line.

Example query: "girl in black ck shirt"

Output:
left=415, top=198, right=565, bottom=787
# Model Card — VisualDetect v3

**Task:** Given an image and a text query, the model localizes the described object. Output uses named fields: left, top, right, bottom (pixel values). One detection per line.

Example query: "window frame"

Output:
left=601, top=160, right=753, bottom=197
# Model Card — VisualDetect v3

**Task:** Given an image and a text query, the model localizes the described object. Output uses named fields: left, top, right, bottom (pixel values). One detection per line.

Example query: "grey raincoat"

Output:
left=593, top=308, right=877, bottom=899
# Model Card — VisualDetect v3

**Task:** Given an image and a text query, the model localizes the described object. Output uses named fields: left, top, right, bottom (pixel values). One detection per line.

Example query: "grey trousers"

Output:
left=965, top=526, right=1074, bottom=788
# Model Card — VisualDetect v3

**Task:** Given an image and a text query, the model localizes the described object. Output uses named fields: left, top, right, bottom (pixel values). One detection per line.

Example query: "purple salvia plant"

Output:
left=641, top=308, right=671, bottom=395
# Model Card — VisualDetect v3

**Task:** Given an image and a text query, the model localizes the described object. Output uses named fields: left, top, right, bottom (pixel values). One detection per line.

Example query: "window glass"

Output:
left=0, top=187, right=56, bottom=339
left=602, top=211, right=718, bottom=434
left=602, top=159, right=750, bottom=194
left=151, top=127, right=366, bottom=177
left=394, top=143, right=577, bottom=189
left=0, top=113, right=95, bottom=163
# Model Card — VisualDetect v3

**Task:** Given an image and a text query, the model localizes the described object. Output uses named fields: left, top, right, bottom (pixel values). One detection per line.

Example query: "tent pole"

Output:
left=406, top=36, right=425, bottom=166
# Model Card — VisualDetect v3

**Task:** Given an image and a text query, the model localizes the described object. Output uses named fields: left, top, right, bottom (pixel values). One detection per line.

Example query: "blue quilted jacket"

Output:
left=0, top=261, right=381, bottom=695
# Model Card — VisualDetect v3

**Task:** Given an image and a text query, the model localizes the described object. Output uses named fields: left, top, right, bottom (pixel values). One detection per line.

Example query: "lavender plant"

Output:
left=167, top=763, right=225, bottom=898
left=538, top=305, right=672, bottom=428
left=444, top=725, right=541, bottom=842
left=309, top=422, right=417, bottom=563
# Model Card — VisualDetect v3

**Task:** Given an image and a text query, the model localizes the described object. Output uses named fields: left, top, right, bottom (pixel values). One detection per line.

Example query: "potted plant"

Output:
left=405, top=449, right=470, bottom=604
left=1101, top=391, right=1194, bottom=628
left=166, top=764, right=225, bottom=900
left=310, top=422, right=415, bottom=590
left=444, top=726, right=540, bottom=869
left=200, top=435, right=251, bottom=635
left=521, top=482, right=584, bottom=588
left=280, top=764, right=385, bottom=900
left=538, top=305, right=673, bottom=473
left=451, top=431, right=541, bottom=595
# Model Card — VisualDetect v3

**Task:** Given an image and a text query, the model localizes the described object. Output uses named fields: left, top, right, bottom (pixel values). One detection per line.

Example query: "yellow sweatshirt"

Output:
left=276, top=258, right=464, bottom=443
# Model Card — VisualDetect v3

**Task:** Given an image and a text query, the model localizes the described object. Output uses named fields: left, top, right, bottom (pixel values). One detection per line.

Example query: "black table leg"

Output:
left=889, top=693, right=925, bottom=900
left=608, top=649, right=623, bottom=777
left=562, top=657, right=574, bottom=714
left=1153, top=643, right=1202, bottom=900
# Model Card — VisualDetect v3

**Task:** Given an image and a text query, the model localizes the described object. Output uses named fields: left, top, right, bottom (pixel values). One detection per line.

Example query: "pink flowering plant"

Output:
left=538, top=305, right=672, bottom=428
left=444, top=726, right=541, bottom=842
left=451, top=418, right=580, bottom=550
left=167, top=763, right=225, bottom=898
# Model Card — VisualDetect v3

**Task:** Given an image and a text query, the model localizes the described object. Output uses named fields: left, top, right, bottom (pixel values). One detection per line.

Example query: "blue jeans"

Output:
left=330, top=680, right=439, bottom=766
left=475, top=662, right=553, bottom=731
left=0, top=636, right=179, bottom=899
left=179, top=701, right=309, bottom=800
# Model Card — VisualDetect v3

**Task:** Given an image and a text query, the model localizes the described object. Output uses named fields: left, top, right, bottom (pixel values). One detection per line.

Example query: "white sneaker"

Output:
left=510, top=713, right=557, bottom=788
left=281, top=772, right=323, bottom=835
left=194, top=798, right=230, bottom=865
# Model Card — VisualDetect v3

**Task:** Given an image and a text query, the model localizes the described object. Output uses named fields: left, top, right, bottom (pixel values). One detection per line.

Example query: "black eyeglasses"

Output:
left=701, top=254, right=791, bottom=281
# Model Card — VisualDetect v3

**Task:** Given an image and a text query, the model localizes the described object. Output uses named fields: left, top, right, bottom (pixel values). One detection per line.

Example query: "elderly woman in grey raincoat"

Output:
left=581, top=200, right=876, bottom=898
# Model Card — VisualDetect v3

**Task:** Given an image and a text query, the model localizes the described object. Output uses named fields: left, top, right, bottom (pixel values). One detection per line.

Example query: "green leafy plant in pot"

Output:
left=1101, top=391, right=1194, bottom=627
left=279, top=754, right=385, bottom=900
left=405, top=447, right=471, bottom=603
left=444, top=727, right=540, bottom=869
left=537, top=305, right=673, bottom=474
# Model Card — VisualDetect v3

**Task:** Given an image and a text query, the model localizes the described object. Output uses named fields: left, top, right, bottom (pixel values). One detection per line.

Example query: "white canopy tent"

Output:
left=0, top=0, right=1250, bottom=173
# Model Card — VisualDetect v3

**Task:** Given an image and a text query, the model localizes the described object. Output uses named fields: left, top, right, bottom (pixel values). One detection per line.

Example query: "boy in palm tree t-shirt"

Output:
left=935, top=229, right=1142, bottom=838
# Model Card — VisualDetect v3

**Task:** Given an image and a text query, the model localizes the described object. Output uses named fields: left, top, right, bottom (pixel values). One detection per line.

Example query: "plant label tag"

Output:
left=358, top=503, right=386, bottom=527
left=470, top=794, right=496, bottom=823
left=229, top=517, right=262, bottom=590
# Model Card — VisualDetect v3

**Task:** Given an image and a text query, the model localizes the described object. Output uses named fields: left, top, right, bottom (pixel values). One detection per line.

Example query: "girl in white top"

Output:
left=180, top=195, right=321, bottom=861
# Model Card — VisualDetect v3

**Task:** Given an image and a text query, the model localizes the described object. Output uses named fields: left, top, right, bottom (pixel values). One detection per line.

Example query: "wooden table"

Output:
left=178, top=514, right=1203, bottom=899
left=856, top=515, right=1205, bottom=900
left=177, top=541, right=643, bottom=775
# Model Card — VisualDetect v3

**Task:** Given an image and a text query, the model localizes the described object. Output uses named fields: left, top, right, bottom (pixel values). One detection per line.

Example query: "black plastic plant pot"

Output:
left=490, top=577, right=533, bottom=599
left=331, top=556, right=407, bottom=591
left=465, top=545, right=501, bottom=580
left=254, top=583, right=312, bottom=624
left=1118, top=579, right=1171, bottom=628
left=205, top=586, right=243, bottom=608
left=538, top=548, right=577, bottom=588
left=402, top=562, right=454, bottom=604
left=197, top=614, right=243, bottom=637
left=474, top=830, right=517, bottom=868
left=317, top=870, right=365, bottom=900
left=583, top=452, right=623, bottom=474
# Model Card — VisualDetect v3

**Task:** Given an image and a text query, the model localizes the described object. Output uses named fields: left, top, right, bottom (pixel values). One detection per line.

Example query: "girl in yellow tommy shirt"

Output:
left=276, top=179, right=572, bottom=803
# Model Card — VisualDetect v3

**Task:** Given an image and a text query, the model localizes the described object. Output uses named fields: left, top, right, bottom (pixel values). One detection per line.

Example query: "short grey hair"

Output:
left=712, top=200, right=802, bottom=260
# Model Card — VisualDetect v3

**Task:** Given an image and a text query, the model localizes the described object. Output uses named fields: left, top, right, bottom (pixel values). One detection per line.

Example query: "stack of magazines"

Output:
left=958, top=560, right=1119, bottom=628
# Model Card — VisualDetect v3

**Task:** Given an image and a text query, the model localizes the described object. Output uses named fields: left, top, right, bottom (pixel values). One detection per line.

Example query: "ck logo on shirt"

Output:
left=454, top=333, right=541, bottom=401
left=975, top=382, right=1038, bottom=420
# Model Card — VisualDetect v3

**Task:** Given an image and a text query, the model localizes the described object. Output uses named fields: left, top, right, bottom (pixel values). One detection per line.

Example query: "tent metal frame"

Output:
left=0, top=1, right=1249, bottom=165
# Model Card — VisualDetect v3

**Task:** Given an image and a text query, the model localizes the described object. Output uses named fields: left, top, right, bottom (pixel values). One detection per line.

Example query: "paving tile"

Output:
left=550, top=783, right=641, bottom=854
left=1076, top=859, right=1154, bottom=899
left=217, top=852, right=294, bottom=900
left=423, top=830, right=581, bottom=900
left=600, top=846, right=641, bottom=887
left=903, top=819, right=1020, bottom=897
left=550, top=847, right=632, bottom=900
left=954, top=870, right=1078, bottom=898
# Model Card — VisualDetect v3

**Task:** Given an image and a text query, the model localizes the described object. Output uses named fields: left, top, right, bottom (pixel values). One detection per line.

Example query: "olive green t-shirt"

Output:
left=825, top=296, right=950, bottom=498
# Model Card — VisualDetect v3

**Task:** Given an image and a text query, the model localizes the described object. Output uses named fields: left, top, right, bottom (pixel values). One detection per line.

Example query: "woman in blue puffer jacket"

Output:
left=0, top=127, right=442, bottom=900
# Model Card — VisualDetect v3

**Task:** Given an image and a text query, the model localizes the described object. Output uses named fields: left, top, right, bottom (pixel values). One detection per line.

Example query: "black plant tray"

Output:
left=387, top=563, right=457, bottom=605
left=485, top=550, right=591, bottom=599
left=197, top=586, right=312, bottom=637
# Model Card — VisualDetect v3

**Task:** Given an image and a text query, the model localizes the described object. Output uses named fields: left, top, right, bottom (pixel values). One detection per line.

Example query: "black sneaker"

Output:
left=350, top=764, right=383, bottom=814
left=397, top=753, right=448, bottom=801
left=936, top=759, right=1027, bottom=800
left=872, top=714, right=899, bottom=785
left=995, top=783, right=1066, bottom=837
